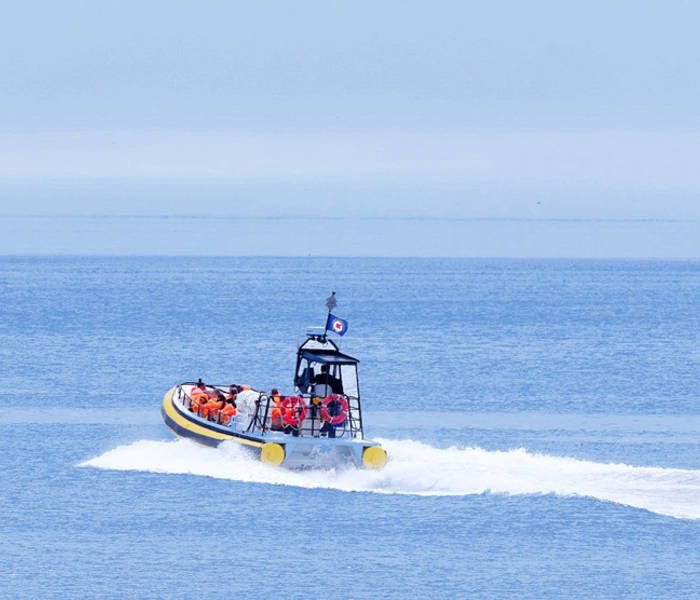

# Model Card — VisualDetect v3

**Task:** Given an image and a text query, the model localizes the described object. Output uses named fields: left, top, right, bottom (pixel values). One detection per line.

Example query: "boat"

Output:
left=160, top=296, right=387, bottom=470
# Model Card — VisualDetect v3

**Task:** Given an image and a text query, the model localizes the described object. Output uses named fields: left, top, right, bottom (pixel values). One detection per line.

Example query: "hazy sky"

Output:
left=1, top=1, right=699, bottom=255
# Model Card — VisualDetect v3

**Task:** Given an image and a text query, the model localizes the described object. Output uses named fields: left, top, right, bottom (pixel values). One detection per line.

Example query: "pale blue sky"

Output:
left=1, top=1, right=699, bottom=255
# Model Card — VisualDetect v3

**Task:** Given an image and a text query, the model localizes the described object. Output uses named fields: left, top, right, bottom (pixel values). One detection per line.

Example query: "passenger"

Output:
left=205, top=391, right=225, bottom=422
left=190, top=395, right=203, bottom=416
left=199, top=401, right=210, bottom=420
left=221, top=399, right=237, bottom=425
left=221, top=388, right=237, bottom=425
left=189, top=380, right=207, bottom=414
left=269, top=388, right=284, bottom=431
left=191, top=381, right=210, bottom=403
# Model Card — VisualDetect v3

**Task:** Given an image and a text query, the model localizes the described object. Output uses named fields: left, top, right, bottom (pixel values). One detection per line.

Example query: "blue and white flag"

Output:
left=327, top=313, right=348, bottom=336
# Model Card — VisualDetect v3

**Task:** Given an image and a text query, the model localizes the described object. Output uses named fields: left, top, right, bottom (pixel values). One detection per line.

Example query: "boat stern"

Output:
left=260, top=436, right=386, bottom=470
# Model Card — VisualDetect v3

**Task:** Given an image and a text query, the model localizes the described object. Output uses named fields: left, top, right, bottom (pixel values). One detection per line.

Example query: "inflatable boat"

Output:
left=161, top=322, right=387, bottom=470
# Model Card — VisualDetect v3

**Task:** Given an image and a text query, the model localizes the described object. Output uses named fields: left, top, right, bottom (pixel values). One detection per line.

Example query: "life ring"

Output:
left=281, top=396, right=308, bottom=427
left=321, top=394, right=348, bottom=426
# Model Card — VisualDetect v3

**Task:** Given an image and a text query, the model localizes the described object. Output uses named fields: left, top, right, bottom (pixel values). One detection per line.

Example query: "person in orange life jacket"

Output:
left=205, top=391, right=225, bottom=422
left=190, top=381, right=209, bottom=415
left=199, top=401, right=211, bottom=420
left=269, top=388, right=284, bottom=430
left=220, top=386, right=238, bottom=423
left=190, top=379, right=210, bottom=413
left=190, top=395, right=202, bottom=415
left=191, top=381, right=211, bottom=417
left=221, top=393, right=237, bottom=425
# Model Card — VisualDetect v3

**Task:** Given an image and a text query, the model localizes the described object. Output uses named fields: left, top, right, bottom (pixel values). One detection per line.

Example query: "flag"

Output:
left=326, top=313, right=348, bottom=336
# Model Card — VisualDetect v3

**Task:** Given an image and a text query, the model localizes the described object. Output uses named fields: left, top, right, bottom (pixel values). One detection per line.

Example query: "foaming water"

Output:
left=80, top=438, right=700, bottom=520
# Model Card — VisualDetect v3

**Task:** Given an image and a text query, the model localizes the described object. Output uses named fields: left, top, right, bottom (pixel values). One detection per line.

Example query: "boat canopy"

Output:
left=298, top=350, right=359, bottom=365
left=293, top=333, right=363, bottom=437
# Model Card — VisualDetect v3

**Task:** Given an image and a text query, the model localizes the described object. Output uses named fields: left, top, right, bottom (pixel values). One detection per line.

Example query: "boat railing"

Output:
left=175, top=384, right=364, bottom=440
left=254, top=392, right=363, bottom=440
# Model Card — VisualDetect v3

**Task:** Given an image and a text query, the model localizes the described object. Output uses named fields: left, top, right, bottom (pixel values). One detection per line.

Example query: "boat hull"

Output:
left=161, top=387, right=264, bottom=450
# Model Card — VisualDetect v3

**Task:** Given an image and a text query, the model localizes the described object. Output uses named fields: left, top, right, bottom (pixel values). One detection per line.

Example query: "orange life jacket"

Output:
left=271, top=407, right=283, bottom=428
left=270, top=396, right=283, bottom=428
left=221, top=403, right=237, bottom=424
left=205, top=398, right=223, bottom=421
left=191, top=386, right=209, bottom=402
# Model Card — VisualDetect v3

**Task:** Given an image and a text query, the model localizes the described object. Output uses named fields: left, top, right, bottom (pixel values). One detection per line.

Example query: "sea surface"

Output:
left=1, top=256, right=699, bottom=599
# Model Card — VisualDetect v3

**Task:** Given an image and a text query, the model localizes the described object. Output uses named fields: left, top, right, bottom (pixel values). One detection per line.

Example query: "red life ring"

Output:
left=281, top=396, right=308, bottom=427
left=321, top=394, right=348, bottom=426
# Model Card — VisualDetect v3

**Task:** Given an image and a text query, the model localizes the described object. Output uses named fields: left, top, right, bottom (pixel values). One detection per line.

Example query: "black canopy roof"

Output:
left=299, top=349, right=359, bottom=365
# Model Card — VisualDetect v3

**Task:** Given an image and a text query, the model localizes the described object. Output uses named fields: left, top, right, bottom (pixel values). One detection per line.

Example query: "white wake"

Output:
left=80, top=438, right=700, bottom=520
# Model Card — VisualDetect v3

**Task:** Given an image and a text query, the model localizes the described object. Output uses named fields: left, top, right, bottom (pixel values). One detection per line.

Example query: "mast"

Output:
left=323, top=291, right=337, bottom=342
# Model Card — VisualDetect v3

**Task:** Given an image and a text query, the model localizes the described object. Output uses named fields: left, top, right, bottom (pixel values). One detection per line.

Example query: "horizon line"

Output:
left=2, top=214, right=699, bottom=224
left=2, top=254, right=699, bottom=261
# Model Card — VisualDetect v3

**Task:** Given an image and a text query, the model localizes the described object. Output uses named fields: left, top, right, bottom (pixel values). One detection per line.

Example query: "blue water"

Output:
left=1, top=257, right=699, bottom=599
